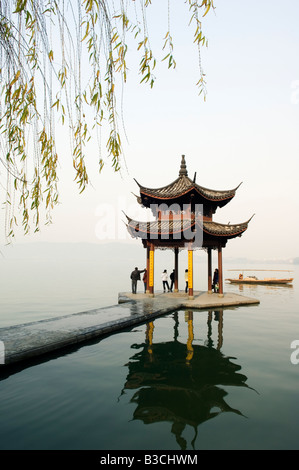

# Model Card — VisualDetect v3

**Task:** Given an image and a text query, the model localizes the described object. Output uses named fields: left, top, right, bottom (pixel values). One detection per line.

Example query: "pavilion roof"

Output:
left=124, top=215, right=253, bottom=241
left=134, top=155, right=242, bottom=204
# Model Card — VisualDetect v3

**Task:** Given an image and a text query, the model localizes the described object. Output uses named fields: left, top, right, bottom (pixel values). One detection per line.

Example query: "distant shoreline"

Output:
left=1, top=241, right=298, bottom=265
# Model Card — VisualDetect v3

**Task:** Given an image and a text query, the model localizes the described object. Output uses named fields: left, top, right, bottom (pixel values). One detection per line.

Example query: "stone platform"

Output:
left=0, top=291, right=259, bottom=368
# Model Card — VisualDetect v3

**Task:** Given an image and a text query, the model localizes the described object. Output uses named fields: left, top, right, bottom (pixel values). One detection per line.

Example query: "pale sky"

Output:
left=1, top=0, right=299, bottom=261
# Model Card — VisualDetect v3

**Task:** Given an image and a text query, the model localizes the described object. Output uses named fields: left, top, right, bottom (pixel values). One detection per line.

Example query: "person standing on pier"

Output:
left=130, top=267, right=145, bottom=294
left=161, top=270, right=170, bottom=293
left=213, top=268, right=219, bottom=293
left=170, top=269, right=175, bottom=292
left=143, top=269, right=147, bottom=293
left=185, top=269, right=188, bottom=293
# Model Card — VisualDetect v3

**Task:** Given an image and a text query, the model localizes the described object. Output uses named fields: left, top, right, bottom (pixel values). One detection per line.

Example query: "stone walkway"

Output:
left=0, top=291, right=259, bottom=368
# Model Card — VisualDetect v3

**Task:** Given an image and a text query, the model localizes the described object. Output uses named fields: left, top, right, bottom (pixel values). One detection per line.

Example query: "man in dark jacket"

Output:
left=170, top=269, right=175, bottom=292
left=212, top=268, right=219, bottom=293
left=130, top=267, right=145, bottom=294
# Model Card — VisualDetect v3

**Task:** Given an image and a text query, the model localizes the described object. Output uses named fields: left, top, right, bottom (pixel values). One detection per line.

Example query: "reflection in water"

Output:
left=121, top=310, right=253, bottom=450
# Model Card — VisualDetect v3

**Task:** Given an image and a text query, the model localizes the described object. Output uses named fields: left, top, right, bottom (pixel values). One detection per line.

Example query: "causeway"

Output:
left=0, top=291, right=259, bottom=368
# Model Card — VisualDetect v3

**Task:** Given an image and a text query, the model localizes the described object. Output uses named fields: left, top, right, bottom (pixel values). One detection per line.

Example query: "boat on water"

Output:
left=226, top=269, right=294, bottom=285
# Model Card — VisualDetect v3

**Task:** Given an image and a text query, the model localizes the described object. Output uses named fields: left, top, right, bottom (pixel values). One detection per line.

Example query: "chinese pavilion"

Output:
left=125, top=155, right=253, bottom=298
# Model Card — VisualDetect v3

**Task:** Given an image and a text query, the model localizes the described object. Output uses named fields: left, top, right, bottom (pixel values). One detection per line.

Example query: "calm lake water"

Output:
left=0, top=244, right=298, bottom=450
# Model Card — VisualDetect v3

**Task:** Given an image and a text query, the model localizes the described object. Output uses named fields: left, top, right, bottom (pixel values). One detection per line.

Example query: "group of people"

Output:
left=161, top=269, right=176, bottom=293
left=131, top=266, right=220, bottom=294
left=162, top=268, right=219, bottom=293
left=130, top=267, right=176, bottom=294
left=130, top=267, right=147, bottom=294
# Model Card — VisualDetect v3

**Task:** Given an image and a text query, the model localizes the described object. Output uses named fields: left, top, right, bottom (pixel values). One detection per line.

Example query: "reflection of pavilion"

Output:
left=122, top=311, right=252, bottom=450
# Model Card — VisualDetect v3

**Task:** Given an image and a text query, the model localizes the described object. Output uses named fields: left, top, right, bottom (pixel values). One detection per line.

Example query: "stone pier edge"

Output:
left=0, top=291, right=260, bottom=368
left=4, top=305, right=179, bottom=367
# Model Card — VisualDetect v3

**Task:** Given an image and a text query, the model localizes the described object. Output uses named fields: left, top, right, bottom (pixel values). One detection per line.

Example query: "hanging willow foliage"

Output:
left=0, top=0, right=214, bottom=240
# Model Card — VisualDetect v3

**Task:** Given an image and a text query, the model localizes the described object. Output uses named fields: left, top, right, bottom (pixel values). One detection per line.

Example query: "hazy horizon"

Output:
left=1, top=240, right=298, bottom=264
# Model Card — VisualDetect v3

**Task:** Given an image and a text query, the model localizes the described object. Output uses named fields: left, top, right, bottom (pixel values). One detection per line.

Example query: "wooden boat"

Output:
left=226, top=269, right=294, bottom=285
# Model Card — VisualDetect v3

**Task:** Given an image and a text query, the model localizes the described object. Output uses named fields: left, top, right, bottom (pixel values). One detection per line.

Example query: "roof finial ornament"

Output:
left=179, top=154, right=188, bottom=177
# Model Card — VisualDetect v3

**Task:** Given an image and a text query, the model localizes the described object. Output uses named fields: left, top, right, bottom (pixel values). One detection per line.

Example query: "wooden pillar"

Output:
left=149, top=243, right=155, bottom=297
left=208, top=247, right=212, bottom=294
left=174, top=247, right=179, bottom=292
left=218, top=245, right=224, bottom=297
left=146, top=245, right=150, bottom=293
left=188, top=247, right=194, bottom=300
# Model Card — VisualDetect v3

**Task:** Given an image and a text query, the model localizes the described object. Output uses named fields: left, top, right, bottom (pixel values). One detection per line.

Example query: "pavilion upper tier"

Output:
left=134, top=155, right=242, bottom=217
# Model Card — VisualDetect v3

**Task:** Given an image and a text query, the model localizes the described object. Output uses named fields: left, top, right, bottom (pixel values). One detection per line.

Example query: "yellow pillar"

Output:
left=149, top=243, right=155, bottom=297
left=188, top=248, right=194, bottom=300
